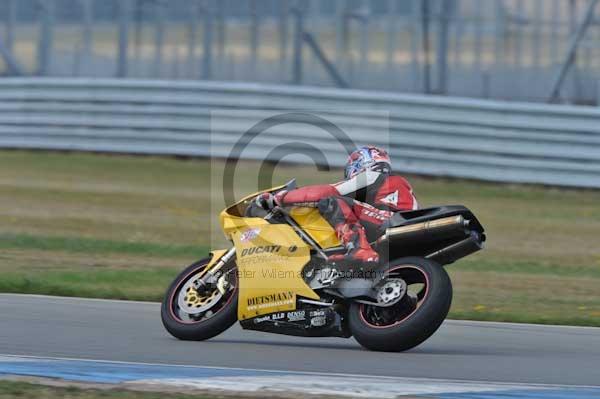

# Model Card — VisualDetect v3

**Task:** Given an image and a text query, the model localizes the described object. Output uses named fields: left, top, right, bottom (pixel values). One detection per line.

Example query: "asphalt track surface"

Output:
left=1, top=294, right=599, bottom=387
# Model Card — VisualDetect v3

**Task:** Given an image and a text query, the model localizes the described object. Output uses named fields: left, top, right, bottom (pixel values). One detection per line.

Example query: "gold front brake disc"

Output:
left=184, top=286, right=220, bottom=308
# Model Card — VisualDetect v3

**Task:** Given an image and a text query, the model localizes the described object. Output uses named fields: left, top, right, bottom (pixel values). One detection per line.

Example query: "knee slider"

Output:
left=317, top=197, right=335, bottom=214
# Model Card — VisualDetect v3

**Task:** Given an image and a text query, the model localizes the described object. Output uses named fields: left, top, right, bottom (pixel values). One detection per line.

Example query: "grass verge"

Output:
left=1, top=150, right=599, bottom=326
left=0, top=233, right=206, bottom=258
left=0, top=380, right=242, bottom=399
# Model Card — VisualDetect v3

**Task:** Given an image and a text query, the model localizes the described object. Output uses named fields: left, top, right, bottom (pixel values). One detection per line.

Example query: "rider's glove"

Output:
left=255, top=190, right=287, bottom=211
left=255, top=192, right=277, bottom=210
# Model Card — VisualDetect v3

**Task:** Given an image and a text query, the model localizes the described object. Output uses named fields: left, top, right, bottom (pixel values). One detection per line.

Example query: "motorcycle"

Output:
left=161, top=179, right=485, bottom=352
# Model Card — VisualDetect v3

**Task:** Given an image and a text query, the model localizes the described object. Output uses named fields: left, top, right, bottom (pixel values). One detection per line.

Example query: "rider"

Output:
left=256, top=146, right=418, bottom=266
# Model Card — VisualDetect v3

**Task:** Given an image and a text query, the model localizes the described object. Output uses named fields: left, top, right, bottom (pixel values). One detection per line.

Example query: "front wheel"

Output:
left=161, top=255, right=238, bottom=341
left=348, top=257, right=452, bottom=352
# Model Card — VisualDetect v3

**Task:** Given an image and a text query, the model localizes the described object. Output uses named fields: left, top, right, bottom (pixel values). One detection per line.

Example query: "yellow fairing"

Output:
left=219, top=183, right=287, bottom=240
left=221, top=212, right=269, bottom=240
left=232, top=224, right=319, bottom=320
left=289, top=207, right=340, bottom=249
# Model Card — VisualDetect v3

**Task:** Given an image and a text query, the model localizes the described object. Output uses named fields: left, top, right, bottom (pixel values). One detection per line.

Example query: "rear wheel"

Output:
left=348, top=257, right=452, bottom=352
left=161, top=255, right=238, bottom=341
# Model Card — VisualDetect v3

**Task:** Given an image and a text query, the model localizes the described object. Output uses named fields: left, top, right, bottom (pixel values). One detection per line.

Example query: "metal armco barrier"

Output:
left=0, top=78, right=599, bottom=188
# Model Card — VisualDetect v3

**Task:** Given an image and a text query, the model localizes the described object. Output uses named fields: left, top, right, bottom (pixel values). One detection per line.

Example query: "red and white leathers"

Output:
left=275, top=170, right=418, bottom=265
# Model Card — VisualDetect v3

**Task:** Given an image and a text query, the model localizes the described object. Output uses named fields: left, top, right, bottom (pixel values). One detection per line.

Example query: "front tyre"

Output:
left=161, top=255, right=238, bottom=341
left=348, top=257, right=452, bottom=352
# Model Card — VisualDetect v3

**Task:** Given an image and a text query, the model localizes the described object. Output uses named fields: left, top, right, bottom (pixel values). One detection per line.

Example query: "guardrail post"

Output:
left=278, top=0, right=290, bottom=79
left=292, top=1, right=306, bottom=84
left=153, top=0, right=165, bottom=77
left=335, top=0, right=347, bottom=78
left=410, top=0, right=421, bottom=92
left=385, top=0, right=397, bottom=74
left=5, top=0, right=16, bottom=52
left=37, top=0, right=54, bottom=76
left=357, top=0, right=369, bottom=81
left=186, top=1, right=198, bottom=78
left=201, top=0, right=213, bottom=79
left=421, top=0, right=431, bottom=94
left=436, top=0, right=455, bottom=94
left=117, top=0, right=132, bottom=78
left=216, top=0, right=226, bottom=76
left=249, top=0, right=259, bottom=77
left=80, top=0, right=93, bottom=68
left=133, top=0, right=143, bottom=73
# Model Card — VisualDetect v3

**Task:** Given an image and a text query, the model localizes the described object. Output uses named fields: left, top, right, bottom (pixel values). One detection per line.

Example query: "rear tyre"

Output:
left=161, top=255, right=238, bottom=341
left=348, top=257, right=452, bottom=352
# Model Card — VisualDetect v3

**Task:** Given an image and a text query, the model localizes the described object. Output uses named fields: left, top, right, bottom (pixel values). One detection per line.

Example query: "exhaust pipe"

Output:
left=378, top=215, right=470, bottom=246
left=426, top=232, right=484, bottom=264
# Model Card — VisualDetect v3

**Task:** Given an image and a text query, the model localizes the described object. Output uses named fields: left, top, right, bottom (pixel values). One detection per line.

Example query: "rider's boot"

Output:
left=328, top=223, right=379, bottom=266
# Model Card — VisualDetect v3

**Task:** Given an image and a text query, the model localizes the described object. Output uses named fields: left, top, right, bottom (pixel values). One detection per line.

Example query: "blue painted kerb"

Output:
left=1, top=356, right=599, bottom=399
left=0, top=357, right=285, bottom=384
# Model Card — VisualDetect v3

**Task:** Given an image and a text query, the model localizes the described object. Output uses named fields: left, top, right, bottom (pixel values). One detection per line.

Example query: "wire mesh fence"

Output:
left=1, top=0, right=600, bottom=104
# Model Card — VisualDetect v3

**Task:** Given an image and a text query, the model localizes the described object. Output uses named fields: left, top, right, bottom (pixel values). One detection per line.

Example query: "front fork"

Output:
left=193, top=247, right=236, bottom=295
